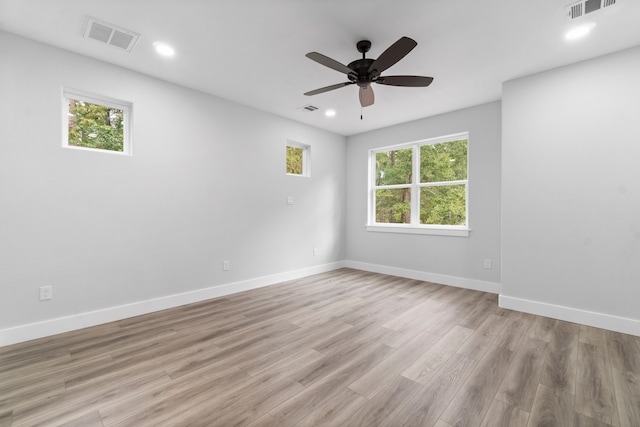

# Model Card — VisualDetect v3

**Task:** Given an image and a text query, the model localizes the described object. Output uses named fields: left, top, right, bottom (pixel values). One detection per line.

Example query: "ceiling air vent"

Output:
left=298, top=104, right=319, bottom=112
left=83, top=17, right=139, bottom=51
left=566, top=0, right=616, bottom=20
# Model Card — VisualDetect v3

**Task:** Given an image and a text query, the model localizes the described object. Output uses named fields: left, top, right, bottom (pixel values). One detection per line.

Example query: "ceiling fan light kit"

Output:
left=304, top=36, right=433, bottom=108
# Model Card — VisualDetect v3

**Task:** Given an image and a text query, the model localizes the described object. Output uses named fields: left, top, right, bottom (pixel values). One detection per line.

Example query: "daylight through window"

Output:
left=63, top=89, right=131, bottom=154
left=286, top=141, right=310, bottom=176
left=368, top=133, right=469, bottom=236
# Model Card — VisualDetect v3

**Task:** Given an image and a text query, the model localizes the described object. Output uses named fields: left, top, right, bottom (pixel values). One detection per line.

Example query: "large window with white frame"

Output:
left=63, top=88, right=132, bottom=155
left=367, top=132, right=469, bottom=236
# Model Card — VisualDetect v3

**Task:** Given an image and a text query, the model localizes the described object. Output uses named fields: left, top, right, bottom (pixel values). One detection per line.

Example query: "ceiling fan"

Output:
left=304, top=36, right=433, bottom=108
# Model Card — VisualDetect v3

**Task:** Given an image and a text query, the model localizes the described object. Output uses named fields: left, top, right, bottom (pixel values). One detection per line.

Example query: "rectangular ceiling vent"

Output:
left=566, top=0, right=616, bottom=20
left=298, top=104, right=319, bottom=112
left=83, top=17, right=140, bottom=51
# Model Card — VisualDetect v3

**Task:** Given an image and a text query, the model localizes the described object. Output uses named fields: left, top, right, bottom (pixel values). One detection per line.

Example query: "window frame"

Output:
left=62, top=87, right=132, bottom=155
left=285, top=140, right=310, bottom=177
left=367, top=132, right=470, bottom=237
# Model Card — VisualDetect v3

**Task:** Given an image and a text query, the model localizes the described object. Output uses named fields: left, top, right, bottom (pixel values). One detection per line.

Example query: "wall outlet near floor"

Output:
left=39, top=285, right=53, bottom=301
left=483, top=259, right=492, bottom=269
left=313, top=247, right=318, bottom=256
left=223, top=260, right=230, bottom=271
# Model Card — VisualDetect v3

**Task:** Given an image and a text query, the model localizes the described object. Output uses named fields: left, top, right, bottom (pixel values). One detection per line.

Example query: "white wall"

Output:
left=501, top=46, right=640, bottom=335
left=344, top=102, right=502, bottom=292
left=4, top=29, right=638, bottom=345
left=0, top=32, right=346, bottom=345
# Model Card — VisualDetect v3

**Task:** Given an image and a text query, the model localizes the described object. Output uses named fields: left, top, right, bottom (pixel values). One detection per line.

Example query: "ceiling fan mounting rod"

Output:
left=356, top=40, right=371, bottom=59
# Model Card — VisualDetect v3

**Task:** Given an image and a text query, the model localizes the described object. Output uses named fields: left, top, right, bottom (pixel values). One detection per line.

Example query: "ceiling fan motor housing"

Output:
left=347, top=58, right=376, bottom=87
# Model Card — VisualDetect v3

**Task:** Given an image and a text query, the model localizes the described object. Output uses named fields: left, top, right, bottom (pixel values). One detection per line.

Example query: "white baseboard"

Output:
left=499, top=295, right=640, bottom=337
left=0, top=261, right=346, bottom=347
left=8, top=260, right=635, bottom=347
left=344, top=260, right=501, bottom=294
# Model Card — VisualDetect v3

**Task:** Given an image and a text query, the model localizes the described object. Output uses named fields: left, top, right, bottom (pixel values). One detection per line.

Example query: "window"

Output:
left=63, top=88, right=132, bottom=154
left=286, top=141, right=310, bottom=176
left=368, top=133, right=469, bottom=236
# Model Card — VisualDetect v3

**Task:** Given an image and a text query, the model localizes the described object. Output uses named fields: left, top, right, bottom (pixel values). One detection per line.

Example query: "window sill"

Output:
left=366, top=224, right=470, bottom=237
left=64, top=145, right=131, bottom=156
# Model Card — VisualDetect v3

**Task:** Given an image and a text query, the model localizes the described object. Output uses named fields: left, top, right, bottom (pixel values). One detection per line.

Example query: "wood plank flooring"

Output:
left=1, top=268, right=640, bottom=426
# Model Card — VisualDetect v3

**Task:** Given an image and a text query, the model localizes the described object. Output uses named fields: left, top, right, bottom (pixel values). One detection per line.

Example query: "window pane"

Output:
left=68, top=98, right=124, bottom=152
left=375, top=148, right=413, bottom=185
left=420, top=185, right=466, bottom=225
left=286, top=146, right=303, bottom=174
left=375, top=188, right=411, bottom=224
left=420, top=139, right=467, bottom=183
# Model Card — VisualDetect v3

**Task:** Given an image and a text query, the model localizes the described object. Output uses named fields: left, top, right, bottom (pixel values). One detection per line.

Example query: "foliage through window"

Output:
left=369, top=133, right=468, bottom=234
left=63, top=89, right=131, bottom=154
left=286, top=141, right=310, bottom=176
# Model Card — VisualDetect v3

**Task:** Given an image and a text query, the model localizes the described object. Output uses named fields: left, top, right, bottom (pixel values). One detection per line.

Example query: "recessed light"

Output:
left=325, top=109, right=336, bottom=117
left=153, top=41, right=175, bottom=57
left=565, top=22, right=596, bottom=41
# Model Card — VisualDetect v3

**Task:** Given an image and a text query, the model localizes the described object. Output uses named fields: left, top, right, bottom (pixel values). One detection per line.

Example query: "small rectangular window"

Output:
left=286, top=141, right=310, bottom=177
left=63, top=88, right=132, bottom=154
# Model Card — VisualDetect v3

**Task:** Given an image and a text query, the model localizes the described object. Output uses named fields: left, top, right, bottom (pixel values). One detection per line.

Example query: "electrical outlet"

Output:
left=483, top=259, right=492, bottom=269
left=313, top=248, right=318, bottom=256
left=39, top=286, right=53, bottom=301
left=223, top=260, right=230, bottom=271
left=287, top=196, right=294, bottom=205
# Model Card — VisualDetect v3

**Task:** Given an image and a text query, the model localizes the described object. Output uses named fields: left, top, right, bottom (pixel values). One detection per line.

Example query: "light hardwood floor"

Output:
left=1, top=268, right=639, bottom=426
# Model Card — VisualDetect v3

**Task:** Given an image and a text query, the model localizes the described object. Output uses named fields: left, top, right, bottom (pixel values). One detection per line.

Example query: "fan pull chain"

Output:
left=360, top=105, right=363, bottom=120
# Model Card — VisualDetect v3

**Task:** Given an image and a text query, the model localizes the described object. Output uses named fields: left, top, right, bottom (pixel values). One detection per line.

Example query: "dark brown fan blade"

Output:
left=304, top=81, right=354, bottom=96
left=368, top=37, right=417, bottom=76
left=306, top=52, right=354, bottom=75
left=377, top=75, right=434, bottom=87
left=359, top=85, right=374, bottom=107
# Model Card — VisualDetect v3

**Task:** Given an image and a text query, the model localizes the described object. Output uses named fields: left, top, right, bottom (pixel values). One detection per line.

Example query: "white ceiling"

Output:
left=1, top=0, right=640, bottom=136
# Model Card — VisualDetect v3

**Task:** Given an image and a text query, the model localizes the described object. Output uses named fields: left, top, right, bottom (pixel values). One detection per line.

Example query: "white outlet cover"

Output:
left=39, top=286, right=53, bottom=300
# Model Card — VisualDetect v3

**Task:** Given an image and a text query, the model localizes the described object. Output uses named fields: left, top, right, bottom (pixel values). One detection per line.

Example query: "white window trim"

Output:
left=367, top=132, right=470, bottom=237
left=365, top=224, right=470, bottom=237
left=62, top=87, right=133, bottom=155
left=286, top=140, right=310, bottom=177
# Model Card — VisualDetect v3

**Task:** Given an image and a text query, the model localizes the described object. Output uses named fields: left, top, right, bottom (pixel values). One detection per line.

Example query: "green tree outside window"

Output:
left=373, top=137, right=468, bottom=227
left=68, top=98, right=124, bottom=152
left=286, top=146, right=304, bottom=175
